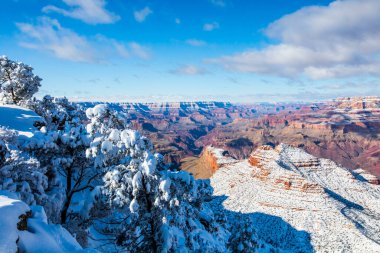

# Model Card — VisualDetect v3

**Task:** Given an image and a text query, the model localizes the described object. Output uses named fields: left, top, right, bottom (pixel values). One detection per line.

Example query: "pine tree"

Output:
left=0, top=56, right=41, bottom=105
left=84, top=104, right=228, bottom=252
left=25, top=97, right=91, bottom=224
left=0, top=127, right=48, bottom=206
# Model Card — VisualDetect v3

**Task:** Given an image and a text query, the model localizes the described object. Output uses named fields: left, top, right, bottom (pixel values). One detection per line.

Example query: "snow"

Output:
left=0, top=105, right=42, bottom=137
left=85, top=104, right=107, bottom=119
left=171, top=170, right=191, bottom=185
left=100, top=140, right=113, bottom=153
left=0, top=194, right=29, bottom=253
left=18, top=206, right=87, bottom=253
left=159, top=178, right=171, bottom=201
left=207, top=146, right=236, bottom=166
left=132, top=171, right=143, bottom=192
left=108, top=129, right=120, bottom=141
left=141, top=152, right=156, bottom=175
left=210, top=144, right=380, bottom=252
left=129, top=198, right=139, bottom=213
left=121, top=129, right=140, bottom=147
left=0, top=193, right=92, bottom=253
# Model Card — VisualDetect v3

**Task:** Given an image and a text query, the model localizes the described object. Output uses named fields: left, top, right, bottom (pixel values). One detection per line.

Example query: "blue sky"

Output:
left=1, top=0, right=379, bottom=102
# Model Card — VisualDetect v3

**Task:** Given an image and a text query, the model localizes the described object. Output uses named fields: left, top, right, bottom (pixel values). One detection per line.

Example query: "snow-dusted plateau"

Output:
left=208, top=145, right=380, bottom=252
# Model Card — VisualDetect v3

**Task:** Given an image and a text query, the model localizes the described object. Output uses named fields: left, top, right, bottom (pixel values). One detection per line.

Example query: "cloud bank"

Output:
left=42, top=0, right=119, bottom=25
left=209, top=0, right=380, bottom=79
left=17, top=17, right=150, bottom=63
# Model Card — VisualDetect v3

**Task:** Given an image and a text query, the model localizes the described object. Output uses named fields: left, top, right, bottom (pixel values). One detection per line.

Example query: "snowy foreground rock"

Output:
left=208, top=144, right=380, bottom=252
left=0, top=192, right=90, bottom=253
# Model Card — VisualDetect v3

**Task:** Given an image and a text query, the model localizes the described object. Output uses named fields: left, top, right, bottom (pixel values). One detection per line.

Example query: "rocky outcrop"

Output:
left=181, top=146, right=236, bottom=179
left=333, top=96, right=380, bottom=110
left=248, top=145, right=324, bottom=193
left=353, top=169, right=379, bottom=185
left=210, top=144, right=380, bottom=252
left=248, top=145, right=274, bottom=168
left=199, top=147, right=220, bottom=174
left=17, top=210, right=32, bottom=231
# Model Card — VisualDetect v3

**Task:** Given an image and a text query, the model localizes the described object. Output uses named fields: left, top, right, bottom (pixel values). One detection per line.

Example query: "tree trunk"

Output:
left=60, top=193, right=73, bottom=224
left=61, top=167, right=72, bottom=224
left=142, top=175, right=157, bottom=253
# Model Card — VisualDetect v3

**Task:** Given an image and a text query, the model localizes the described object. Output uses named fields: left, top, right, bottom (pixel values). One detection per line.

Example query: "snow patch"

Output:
left=0, top=105, right=42, bottom=137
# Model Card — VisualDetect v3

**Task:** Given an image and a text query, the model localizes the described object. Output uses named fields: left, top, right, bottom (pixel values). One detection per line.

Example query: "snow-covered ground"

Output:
left=210, top=145, right=380, bottom=252
left=0, top=105, right=42, bottom=137
left=0, top=192, right=91, bottom=253
left=0, top=192, right=30, bottom=253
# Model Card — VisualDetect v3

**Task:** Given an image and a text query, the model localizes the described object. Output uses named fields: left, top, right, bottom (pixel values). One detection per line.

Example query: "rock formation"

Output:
left=209, top=144, right=380, bottom=252
left=180, top=146, right=235, bottom=179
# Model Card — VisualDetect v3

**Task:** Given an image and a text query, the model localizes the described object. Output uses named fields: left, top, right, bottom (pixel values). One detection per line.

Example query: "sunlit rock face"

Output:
left=180, top=146, right=236, bottom=179
left=209, top=144, right=380, bottom=252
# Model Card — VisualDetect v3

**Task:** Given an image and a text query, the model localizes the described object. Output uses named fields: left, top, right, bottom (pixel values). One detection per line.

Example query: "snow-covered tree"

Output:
left=227, top=216, right=261, bottom=252
left=0, top=127, right=48, bottom=206
left=85, top=104, right=128, bottom=168
left=28, top=95, right=86, bottom=131
left=25, top=98, right=91, bottom=224
left=0, top=56, right=41, bottom=105
left=84, top=104, right=228, bottom=252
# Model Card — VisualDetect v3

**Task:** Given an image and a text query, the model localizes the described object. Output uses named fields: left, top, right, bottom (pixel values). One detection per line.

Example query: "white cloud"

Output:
left=210, top=0, right=226, bottom=7
left=111, top=41, right=129, bottom=58
left=17, top=17, right=150, bottom=62
left=134, top=7, right=152, bottom=23
left=170, top=65, right=208, bottom=75
left=16, top=17, right=95, bottom=62
left=208, top=0, right=380, bottom=79
left=186, top=39, right=206, bottom=47
left=175, top=18, right=181, bottom=24
left=203, top=22, right=219, bottom=31
left=42, top=0, right=119, bottom=25
left=129, top=42, right=151, bottom=59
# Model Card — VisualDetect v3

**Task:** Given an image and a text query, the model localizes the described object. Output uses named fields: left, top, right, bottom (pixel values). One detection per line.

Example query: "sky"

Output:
left=1, top=0, right=379, bottom=102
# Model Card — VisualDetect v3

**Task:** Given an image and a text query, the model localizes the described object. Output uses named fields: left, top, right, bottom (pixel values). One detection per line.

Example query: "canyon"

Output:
left=84, top=96, right=380, bottom=179
left=194, top=96, right=380, bottom=177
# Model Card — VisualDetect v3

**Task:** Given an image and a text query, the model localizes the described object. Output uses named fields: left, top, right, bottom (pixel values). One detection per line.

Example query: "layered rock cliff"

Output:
left=180, top=146, right=235, bottom=179
left=209, top=144, right=380, bottom=252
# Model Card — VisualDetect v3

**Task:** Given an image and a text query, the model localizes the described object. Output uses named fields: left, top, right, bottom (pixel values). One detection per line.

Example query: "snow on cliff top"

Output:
left=210, top=144, right=380, bottom=252
left=0, top=105, right=42, bottom=137
left=207, top=146, right=236, bottom=166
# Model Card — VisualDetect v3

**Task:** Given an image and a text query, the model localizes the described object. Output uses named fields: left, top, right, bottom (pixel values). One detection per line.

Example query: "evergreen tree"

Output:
left=0, top=56, right=41, bottom=105
left=85, top=104, right=228, bottom=252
